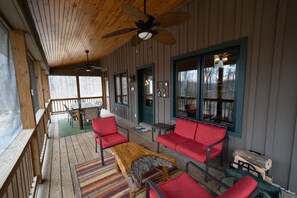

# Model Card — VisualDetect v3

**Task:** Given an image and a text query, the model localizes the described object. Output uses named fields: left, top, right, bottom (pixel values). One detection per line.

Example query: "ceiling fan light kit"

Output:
left=138, top=29, right=153, bottom=40
left=102, top=0, right=191, bottom=46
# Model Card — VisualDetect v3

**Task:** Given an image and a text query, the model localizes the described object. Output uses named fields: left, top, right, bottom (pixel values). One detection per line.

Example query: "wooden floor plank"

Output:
left=60, top=138, right=75, bottom=197
left=70, top=135, right=86, bottom=164
left=76, top=133, right=93, bottom=162
left=49, top=118, right=61, bottom=198
left=36, top=116, right=55, bottom=198
left=65, top=136, right=80, bottom=197
left=80, top=132, right=99, bottom=159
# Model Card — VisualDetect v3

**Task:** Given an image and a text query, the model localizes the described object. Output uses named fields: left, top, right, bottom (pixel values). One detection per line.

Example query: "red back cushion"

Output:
left=92, top=116, right=118, bottom=136
left=174, top=118, right=197, bottom=140
left=195, top=123, right=226, bottom=151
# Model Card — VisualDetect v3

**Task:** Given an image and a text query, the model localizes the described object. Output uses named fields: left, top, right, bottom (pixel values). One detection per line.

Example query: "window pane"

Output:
left=48, top=76, right=78, bottom=99
left=0, top=24, right=22, bottom=155
left=79, top=76, right=102, bottom=97
left=28, top=56, right=39, bottom=113
left=121, top=73, right=128, bottom=105
left=176, top=58, right=198, bottom=118
left=115, top=75, right=121, bottom=103
left=202, top=49, right=238, bottom=129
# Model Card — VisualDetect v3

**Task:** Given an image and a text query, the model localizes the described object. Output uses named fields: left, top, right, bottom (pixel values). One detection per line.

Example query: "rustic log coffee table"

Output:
left=110, top=141, right=176, bottom=197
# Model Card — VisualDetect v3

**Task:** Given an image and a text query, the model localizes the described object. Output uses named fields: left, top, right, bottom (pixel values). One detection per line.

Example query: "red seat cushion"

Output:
left=176, top=140, right=221, bottom=163
left=149, top=173, right=214, bottom=198
left=156, top=133, right=191, bottom=150
left=95, top=133, right=128, bottom=149
left=195, top=123, right=226, bottom=151
left=92, top=116, right=118, bottom=136
left=219, top=176, right=257, bottom=198
left=174, top=118, right=197, bottom=140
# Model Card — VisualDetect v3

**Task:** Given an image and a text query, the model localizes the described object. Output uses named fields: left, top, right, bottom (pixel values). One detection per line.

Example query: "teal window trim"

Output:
left=114, top=71, right=128, bottom=106
left=171, top=38, right=248, bottom=137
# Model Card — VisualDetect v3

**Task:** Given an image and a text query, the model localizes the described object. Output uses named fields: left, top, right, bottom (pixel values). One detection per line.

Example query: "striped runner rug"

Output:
left=75, top=154, right=182, bottom=198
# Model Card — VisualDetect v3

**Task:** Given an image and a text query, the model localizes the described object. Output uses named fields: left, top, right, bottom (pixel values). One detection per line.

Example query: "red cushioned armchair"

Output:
left=92, top=116, right=129, bottom=166
left=145, top=161, right=259, bottom=198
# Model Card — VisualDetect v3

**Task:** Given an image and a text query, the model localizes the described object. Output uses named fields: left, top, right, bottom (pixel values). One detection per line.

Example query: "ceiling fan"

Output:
left=75, top=50, right=102, bottom=72
left=102, top=0, right=191, bottom=46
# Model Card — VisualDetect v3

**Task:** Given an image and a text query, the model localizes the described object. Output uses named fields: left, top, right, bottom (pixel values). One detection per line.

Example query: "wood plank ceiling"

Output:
left=26, top=0, right=187, bottom=68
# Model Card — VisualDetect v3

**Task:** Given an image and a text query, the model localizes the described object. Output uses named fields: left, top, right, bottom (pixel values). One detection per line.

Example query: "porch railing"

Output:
left=0, top=100, right=52, bottom=198
left=176, top=96, right=196, bottom=111
left=51, top=96, right=103, bottom=114
left=177, top=96, right=234, bottom=122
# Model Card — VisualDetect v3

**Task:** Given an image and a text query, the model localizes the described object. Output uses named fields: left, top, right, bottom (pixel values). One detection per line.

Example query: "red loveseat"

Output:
left=156, top=118, right=227, bottom=175
left=146, top=161, right=258, bottom=198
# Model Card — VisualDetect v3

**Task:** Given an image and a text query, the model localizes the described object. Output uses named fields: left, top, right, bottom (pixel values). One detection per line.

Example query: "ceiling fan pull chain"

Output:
left=144, top=0, right=146, bottom=15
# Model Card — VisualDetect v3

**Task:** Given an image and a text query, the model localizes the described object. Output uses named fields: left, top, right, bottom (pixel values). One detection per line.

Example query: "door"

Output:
left=137, top=66, right=154, bottom=125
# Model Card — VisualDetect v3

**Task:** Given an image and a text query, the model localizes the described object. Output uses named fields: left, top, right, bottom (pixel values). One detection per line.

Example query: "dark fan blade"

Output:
left=131, top=34, right=142, bottom=46
left=153, top=29, right=176, bottom=45
left=155, top=12, right=191, bottom=27
left=102, top=28, right=137, bottom=39
left=74, top=67, right=85, bottom=71
left=122, top=4, right=148, bottom=22
left=90, top=65, right=103, bottom=70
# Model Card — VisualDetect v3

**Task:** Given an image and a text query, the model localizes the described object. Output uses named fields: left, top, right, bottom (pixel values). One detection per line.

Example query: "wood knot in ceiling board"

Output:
left=72, top=3, right=78, bottom=8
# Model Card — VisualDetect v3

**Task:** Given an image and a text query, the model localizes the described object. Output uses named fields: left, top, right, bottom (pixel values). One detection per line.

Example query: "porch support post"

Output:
left=9, top=29, right=42, bottom=183
left=101, top=71, right=108, bottom=109
left=34, top=61, right=45, bottom=108
left=76, top=76, right=83, bottom=129
left=35, top=61, right=49, bottom=135
left=41, top=69, right=50, bottom=102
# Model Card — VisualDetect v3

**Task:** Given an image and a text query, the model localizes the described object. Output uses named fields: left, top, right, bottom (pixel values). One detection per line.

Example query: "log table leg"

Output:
left=115, top=158, right=121, bottom=173
left=162, top=167, right=169, bottom=181
left=77, top=110, right=83, bottom=129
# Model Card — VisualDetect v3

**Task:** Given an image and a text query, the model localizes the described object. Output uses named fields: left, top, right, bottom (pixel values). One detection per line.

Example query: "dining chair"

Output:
left=96, top=101, right=103, bottom=117
left=63, top=104, right=78, bottom=128
left=92, top=116, right=129, bottom=166
left=83, top=107, right=99, bottom=132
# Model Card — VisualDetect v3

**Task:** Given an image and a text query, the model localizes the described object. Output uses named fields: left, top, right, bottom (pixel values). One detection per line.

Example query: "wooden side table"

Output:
left=151, top=123, right=175, bottom=142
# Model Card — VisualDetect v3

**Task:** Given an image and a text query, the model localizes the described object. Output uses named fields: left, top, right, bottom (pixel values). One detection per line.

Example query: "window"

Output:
left=173, top=39, right=247, bottom=137
left=48, top=76, right=78, bottom=99
left=175, top=58, right=198, bottom=118
left=114, top=72, right=128, bottom=105
left=79, top=76, right=102, bottom=97
left=202, top=49, right=238, bottom=131
left=0, top=23, right=22, bottom=155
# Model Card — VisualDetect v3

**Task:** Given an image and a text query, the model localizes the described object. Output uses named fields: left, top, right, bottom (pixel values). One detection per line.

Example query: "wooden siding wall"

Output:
left=101, top=0, right=297, bottom=190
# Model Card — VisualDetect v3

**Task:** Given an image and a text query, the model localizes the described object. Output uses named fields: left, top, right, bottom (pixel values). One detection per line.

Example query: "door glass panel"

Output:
left=176, top=58, right=198, bottom=118
left=145, top=73, right=153, bottom=107
left=202, top=49, right=238, bottom=129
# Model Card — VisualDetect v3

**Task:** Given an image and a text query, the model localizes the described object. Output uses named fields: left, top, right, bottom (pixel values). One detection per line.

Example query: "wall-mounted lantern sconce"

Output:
left=157, top=81, right=169, bottom=97
left=129, top=74, right=135, bottom=83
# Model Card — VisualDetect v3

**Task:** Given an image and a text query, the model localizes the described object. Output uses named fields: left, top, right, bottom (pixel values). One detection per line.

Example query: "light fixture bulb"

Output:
left=138, top=30, right=153, bottom=40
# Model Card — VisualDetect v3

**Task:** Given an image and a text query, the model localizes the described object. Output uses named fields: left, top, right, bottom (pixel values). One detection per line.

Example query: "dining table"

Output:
left=70, top=101, right=101, bottom=129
